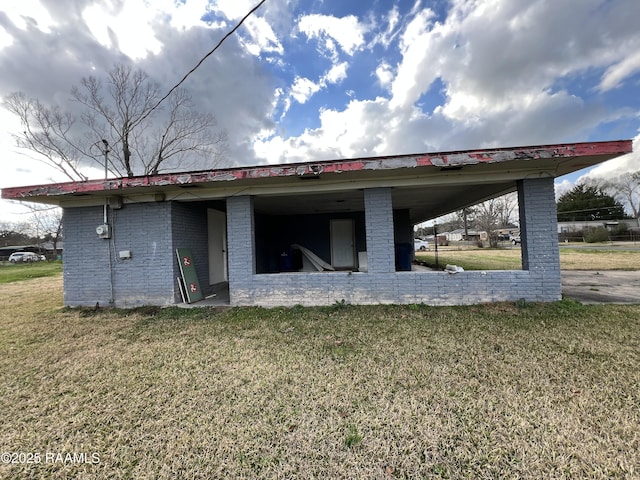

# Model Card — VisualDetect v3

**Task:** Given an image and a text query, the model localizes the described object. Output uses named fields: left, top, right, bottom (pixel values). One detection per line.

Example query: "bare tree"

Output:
left=28, top=205, right=63, bottom=259
left=0, top=220, right=33, bottom=247
left=455, top=207, right=476, bottom=240
left=473, top=193, right=518, bottom=247
left=475, top=199, right=501, bottom=248
left=4, top=93, right=90, bottom=181
left=494, top=192, right=518, bottom=228
left=599, top=172, right=640, bottom=227
left=4, top=63, right=227, bottom=181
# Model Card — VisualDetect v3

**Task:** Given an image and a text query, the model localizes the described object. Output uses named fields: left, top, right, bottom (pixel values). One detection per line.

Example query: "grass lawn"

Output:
left=1, top=277, right=639, bottom=479
left=0, top=261, right=62, bottom=284
left=416, top=247, right=640, bottom=271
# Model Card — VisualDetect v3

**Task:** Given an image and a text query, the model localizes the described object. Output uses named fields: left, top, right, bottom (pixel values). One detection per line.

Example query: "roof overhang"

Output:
left=2, top=140, right=632, bottom=224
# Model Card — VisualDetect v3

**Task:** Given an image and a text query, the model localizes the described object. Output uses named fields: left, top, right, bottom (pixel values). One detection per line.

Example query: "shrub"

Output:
left=584, top=226, right=609, bottom=243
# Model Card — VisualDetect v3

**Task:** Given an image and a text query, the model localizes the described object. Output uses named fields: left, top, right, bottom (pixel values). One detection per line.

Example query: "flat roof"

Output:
left=2, top=140, right=632, bottom=223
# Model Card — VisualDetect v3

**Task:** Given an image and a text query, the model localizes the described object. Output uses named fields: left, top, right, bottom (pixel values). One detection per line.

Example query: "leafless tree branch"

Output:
left=5, top=64, right=227, bottom=180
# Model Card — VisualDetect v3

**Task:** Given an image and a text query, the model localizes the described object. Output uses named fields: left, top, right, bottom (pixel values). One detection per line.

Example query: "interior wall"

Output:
left=254, top=211, right=367, bottom=273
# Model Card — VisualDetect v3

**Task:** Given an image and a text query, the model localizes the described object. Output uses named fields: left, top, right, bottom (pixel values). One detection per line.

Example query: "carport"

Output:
left=1, top=140, right=632, bottom=307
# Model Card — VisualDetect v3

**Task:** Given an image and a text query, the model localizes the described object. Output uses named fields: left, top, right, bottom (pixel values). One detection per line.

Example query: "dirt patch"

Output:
left=562, top=270, right=640, bottom=304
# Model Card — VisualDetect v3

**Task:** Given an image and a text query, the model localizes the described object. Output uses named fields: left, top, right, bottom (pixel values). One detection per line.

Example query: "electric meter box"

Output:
left=96, top=224, right=111, bottom=239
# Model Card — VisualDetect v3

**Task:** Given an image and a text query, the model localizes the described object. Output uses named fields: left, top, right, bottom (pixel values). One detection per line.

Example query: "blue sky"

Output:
left=1, top=0, right=639, bottom=221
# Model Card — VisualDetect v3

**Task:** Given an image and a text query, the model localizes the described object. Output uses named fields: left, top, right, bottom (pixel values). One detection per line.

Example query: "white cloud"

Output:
left=214, top=0, right=257, bottom=21
left=82, top=1, right=163, bottom=59
left=257, top=0, right=640, bottom=168
left=241, top=15, right=283, bottom=56
left=436, top=0, right=640, bottom=117
left=287, top=62, right=349, bottom=105
left=254, top=96, right=447, bottom=164
left=375, top=62, right=394, bottom=89
left=371, top=5, right=401, bottom=48
left=161, top=0, right=226, bottom=31
left=384, top=5, right=400, bottom=42
left=554, top=179, right=574, bottom=200
left=298, top=14, right=367, bottom=57
left=324, top=62, right=348, bottom=84
left=254, top=98, right=385, bottom=163
left=599, top=48, right=640, bottom=92
left=389, top=8, right=440, bottom=109
left=3, top=0, right=56, bottom=33
left=290, top=76, right=321, bottom=104
left=0, top=26, right=12, bottom=49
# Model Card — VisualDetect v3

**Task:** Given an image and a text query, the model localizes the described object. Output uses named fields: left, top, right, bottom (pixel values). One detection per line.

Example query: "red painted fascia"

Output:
left=1, top=140, right=632, bottom=200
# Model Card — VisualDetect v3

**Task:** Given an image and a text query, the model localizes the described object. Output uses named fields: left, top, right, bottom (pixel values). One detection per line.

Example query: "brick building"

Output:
left=2, top=140, right=632, bottom=307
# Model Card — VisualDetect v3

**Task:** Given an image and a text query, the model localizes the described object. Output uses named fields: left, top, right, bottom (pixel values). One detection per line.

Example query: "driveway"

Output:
left=562, top=270, right=640, bottom=304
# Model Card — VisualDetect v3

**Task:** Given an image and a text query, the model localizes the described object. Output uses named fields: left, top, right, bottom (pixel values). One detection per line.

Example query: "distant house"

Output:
left=442, top=229, right=484, bottom=242
left=1, top=140, right=632, bottom=307
left=557, top=219, right=638, bottom=234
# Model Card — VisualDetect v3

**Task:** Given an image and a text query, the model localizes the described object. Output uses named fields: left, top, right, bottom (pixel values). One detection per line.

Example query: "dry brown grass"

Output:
left=1, top=276, right=639, bottom=479
left=417, top=246, right=640, bottom=271
left=557, top=248, right=640, bottom=270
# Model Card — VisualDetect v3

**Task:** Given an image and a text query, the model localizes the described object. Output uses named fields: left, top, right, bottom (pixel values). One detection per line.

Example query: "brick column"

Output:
left=226, top=196, right=255, bottom=302
left=364, top=187, right=395, bottom=273
left=518, top=178, right=561, bottom=299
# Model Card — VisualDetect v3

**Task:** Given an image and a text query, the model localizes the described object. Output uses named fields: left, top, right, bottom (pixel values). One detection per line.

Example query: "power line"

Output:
left=140, top=0, right=268, bottom=124
left=558, top=205, right=624, bottom=215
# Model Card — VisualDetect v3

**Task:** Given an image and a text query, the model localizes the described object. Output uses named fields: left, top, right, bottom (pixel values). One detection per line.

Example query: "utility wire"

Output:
left=140, top=0, right=268, bottom=124
left=558, top=205, right=624, bottom=215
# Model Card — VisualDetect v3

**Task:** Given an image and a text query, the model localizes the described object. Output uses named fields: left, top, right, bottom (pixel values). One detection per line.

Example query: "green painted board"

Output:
left=176, top=248, right=203, bottom=303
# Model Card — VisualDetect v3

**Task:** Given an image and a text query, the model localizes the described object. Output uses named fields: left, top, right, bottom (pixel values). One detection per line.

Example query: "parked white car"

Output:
left=8, top=252, right=41, bottom=263
left=414, top=238, right=430, bottom=251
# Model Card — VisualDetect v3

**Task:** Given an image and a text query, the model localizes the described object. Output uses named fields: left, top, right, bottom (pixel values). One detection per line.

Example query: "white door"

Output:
left=208, top=209, right=227, bottom=284
left=330, top=219, right=355, bottom=269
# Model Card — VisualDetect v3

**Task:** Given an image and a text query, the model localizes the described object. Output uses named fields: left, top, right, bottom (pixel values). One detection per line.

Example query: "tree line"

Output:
left=417, top=172, right=640, bottom=246
left=0, top=206, right=62, bottom=257
left=557, top=174, right=639, bottom=224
